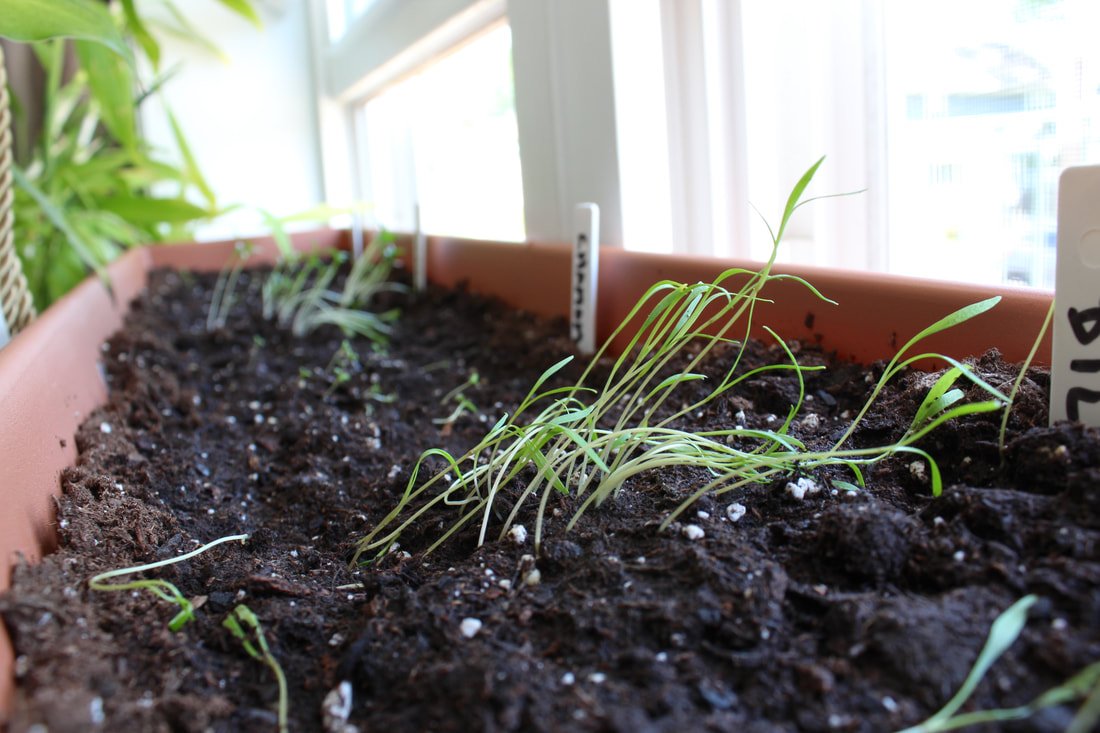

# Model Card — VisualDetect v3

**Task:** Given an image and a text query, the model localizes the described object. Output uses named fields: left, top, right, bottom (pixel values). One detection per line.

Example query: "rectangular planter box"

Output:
left=0, top=228, right=1054, bottom=711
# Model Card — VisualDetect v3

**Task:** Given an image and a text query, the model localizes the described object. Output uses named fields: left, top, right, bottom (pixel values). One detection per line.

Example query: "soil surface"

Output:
left=3, top=265, right=1099, bottom=732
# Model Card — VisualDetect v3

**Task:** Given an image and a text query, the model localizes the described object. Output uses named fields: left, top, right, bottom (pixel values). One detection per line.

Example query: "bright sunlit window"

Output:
left=617, top=0, right=1096, bottom=286
left=743, top=0, right=1099, bottom=286
left=361, top=23, right=525, bottom=242
left=325, top=0, right=380, bottom=43
left=884, top=0, right=1099, bottom=288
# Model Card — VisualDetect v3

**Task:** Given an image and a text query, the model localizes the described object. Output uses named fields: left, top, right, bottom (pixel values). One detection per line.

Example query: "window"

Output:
left=313, top=0, right=1097, bottom=289
left=882, top=0, right=1096, bottom=288
left=648, top=0, right=1097, bottom=287
left=361, top=24, right=524, bottom=241
left=325, top=0, right=380, bottom=43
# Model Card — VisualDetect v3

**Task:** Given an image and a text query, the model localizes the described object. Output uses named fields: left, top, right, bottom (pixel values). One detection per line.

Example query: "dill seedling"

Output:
left=206, top=241, right=254, bottom=332
left=323, top=340, right=360, bottom=398
left=223, top=604, right=289, bottom=733
left=896, top=595, right=1100, bottom=733
left=351, top=157, right=1008, bottom=562
left=208, top=229, right=404, bottom=342
left=998, top=299, right=1055, bottom=461
left=270, top=232, right=404, bottom=341
left=89, top=533, right=249, bottom=631
left=434, top=372, right=480, bottom=429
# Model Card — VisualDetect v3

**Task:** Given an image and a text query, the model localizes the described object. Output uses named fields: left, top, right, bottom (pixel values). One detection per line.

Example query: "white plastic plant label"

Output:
left=414, top=204, right=427, bottom=292
left=1051, top=164, right=1100, bottom=425
left=571, top=203, right=600, bottom=355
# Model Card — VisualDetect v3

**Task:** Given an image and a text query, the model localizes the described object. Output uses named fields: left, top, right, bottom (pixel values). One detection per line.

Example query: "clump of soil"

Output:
left=2, top=266, right=1099, bottom=732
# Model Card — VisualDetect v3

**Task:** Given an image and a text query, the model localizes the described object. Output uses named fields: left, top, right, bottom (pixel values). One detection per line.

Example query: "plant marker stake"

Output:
left=351, top=207, right=364, bottom=259
left=571, top=203, right=600, bottom=355
left=414, top=204, right=427, bottom=292
left=1051, top=165, right=1100, bottom=426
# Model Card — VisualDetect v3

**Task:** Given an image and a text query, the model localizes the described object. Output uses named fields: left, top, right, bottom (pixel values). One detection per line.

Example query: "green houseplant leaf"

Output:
left=96, top=194, right=214, bottom=225
left=74, top=39, right=138, bottom=151
left=215, top=0, right=264, bottom=29
left=0, top=0, right=134, bottom=66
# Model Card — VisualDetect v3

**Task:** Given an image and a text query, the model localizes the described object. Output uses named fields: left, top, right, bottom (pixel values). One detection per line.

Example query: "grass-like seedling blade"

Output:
left=88, top=533, right=249, bottom=631
left=774, top=155, right=826, bottom=246
left=832, top=296, right=1006, bottom=454
left=892, top=594, right=1100, bottom=733
left=206, top=241, right=253, bottom=331
left=223, top=604, right=288, bottom=733
left=999, top=299, right=1055, bottom=460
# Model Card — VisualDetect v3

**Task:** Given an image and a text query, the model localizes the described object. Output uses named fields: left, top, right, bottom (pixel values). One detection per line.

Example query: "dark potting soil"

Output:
left=2, top=265, right=1099, bottom=733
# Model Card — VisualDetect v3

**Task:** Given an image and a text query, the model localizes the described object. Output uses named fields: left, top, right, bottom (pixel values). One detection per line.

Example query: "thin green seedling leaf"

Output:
left=206, top=241, right=253, bottom=331
left=999, top=299, right=1055, bottom=461
left=894, top=353, right=1010, bottom=404
left=765, top=273, right=839, bottom=305
left=546, top=404, right=597, bottom=426
left=910, top=368, right=967, bottom=429
left=889, top=445, right=944, bottom=496
left=831, top=479, right=862, bottom=492
left=898, top=296, right=1002, bottom=361
left=763, top=326, right=809, bottom=436
left=774, top=155, right=826, bottom=245
left=1064, top=661, right=1100, bottom=733
left=833, top=298, right=1006, bottom=452
left=788, top=187, right=869, bottom=220
left=896, top=595, right=1037, bottom=733
left=641, top=373, right=708, bottom=405
left=522, top=356, right=575, bottom=400
left=223, top=604, right=287, bottom=733
left=896, top=657, right=1100, bottom=732
left=89, top=533, right=249, bottom=631
left=901, top=400, right=1009, bottom=452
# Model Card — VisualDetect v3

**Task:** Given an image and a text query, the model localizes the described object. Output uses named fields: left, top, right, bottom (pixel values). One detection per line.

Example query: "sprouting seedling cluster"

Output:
left=89, top=535, right=291, bottom=730
left=89, top=533, right=250, bottom=631
left=207, top=241, right=254, bottom=332
left=224, top=604, right=289, bottom=733
left=351, top=157, right=1011, bottom=564
left=434, top=371, right=480, bottom=430
left=324, top=339, right=360, bottom=398
left=206, top=228, right=403, bottom=342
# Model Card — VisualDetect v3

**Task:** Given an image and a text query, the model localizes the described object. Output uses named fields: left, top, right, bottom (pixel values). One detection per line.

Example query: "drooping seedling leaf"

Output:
left=897, top=296, right=1002, bottom=360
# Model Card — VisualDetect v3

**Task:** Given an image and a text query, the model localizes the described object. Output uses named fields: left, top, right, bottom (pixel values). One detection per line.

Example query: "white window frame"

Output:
left=309, top=0, right=626, bottom=247
left=306, top=0, right=890, bottom=266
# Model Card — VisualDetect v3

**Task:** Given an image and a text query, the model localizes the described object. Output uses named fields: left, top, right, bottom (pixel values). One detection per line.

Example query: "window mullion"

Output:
left=509, top=0, right=624, bottom=245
